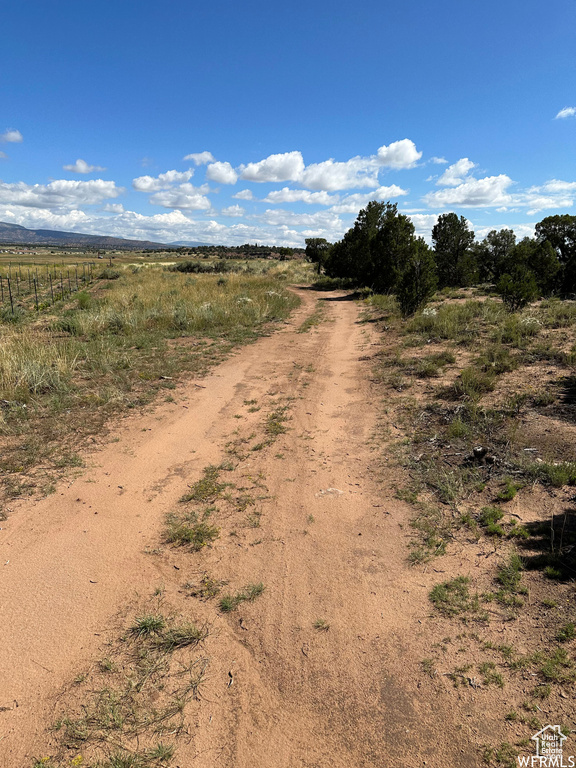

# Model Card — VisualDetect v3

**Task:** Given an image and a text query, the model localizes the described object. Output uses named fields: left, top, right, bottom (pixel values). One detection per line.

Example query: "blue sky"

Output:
left=1, top=0, right=575, bottom=246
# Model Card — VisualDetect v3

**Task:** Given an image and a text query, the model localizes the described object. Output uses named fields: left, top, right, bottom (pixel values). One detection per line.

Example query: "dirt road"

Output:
left=0, top=289, right=482, bottom=767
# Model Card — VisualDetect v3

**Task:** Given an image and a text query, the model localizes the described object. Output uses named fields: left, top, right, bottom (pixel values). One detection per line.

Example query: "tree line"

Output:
left=305, top=202, right=576, bottom=315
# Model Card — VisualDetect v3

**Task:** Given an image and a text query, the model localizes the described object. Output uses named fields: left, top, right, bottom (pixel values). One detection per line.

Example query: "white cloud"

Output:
left=430, top=156, right=448, bottom=165
left=149, top=182, right=211, bottom=210
left=540, top=179, right=576, bottom=193
left=240, top=151, right=305, bottom=183
left=407, top=213, right=440, bottom=241
left=473, top=222, right=536, bottom=241
left=376, top=139, right=422, bottom=168
left=263, top=188, right=338, bottom=205
left=103, top=203, right=125, bottom=213
left=514, top=179, right=576, bottom=214
left=63, top=158, right=106, bottom=174
left=555, top=107, right=576, bottom=119
left=232, top=189, right=254, bottom=200
left=241, top=140, right=421, bottom=191
left=260, top=208, right=344, bottom=230
left=183, top=151, right=215, bottom=165
left=0, top=129, right=23, bottom=143
left=221, top=204, right=245, bottom=217
left=436, top=158, right=477, bottom=186
left=424, top=175, right=514, bottom=207
left=0, top=151, right=7, bottom=159
left=299, top=157, right=379, bottom=191
left=132, top=169, right=194, bottom=192
left=206, top=161, right=238, bottom=184
left=329, top=185, right=408, bottom=214
left=0, top=179, right=123, bottom=210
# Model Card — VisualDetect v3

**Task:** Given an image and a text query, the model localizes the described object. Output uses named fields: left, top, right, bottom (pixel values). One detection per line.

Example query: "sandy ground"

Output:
left=0, top=289, right=484, bottom=767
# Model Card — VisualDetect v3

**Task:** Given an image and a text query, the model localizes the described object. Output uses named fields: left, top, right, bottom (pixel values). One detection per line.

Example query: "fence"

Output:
left=0, top=262, right=96, bottom=316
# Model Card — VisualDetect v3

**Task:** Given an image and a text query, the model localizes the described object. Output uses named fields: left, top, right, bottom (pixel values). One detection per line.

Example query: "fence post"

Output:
left=7, top=277, right=14, bottom=314
left=33, top=278, right=39, bottom=311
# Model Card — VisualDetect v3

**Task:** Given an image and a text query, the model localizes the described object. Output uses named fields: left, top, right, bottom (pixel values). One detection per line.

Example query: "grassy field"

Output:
left=0, top=259, right=308, bottom=508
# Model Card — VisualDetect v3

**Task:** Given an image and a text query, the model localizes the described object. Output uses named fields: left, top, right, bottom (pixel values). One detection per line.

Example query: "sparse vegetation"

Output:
left=219, top=582, right=266, bottom=612
left=41, top=605, right=208, bottom=767
left=429, top=577, right=479, bottom=617
left=313, top=618, right=330, bottom=632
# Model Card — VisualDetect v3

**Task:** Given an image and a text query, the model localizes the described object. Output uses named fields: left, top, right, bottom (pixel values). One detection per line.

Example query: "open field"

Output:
left=0, top=269, right=574, bottom=767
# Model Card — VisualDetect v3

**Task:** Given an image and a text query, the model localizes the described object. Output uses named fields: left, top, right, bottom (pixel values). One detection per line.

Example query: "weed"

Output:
left=409, top=503, right=451, bottom=561
left=452, top=367, right=496, bottom=400
left=219, top=582, right=265, bottom=612
left=544, top=565, right=563, bottom=580
left=130, top=614, right=166, bottom=637
left=180, top=465, right=226, bottom=503
left=507, top=521, right=530, bottom=539
left=532, top=684, right=552, bottom=699
left=448, top=418, right=470, bottom=438
left=265, top=406, right=289, bottom=437
left=313, top=619, right=330, bottom=632
left=482, top=742, right=518, bottom=768
left=523, top=461, right=576, bottom=488
left=557, top=623, right=576, bottom=642
left=429, top=576, right=479, bottom=617
left=497, top=553, right=524, bottom=592
left=244, top=582, right=265, bottom=601
left=478, top=662, right=505, bottom=688
left=542, top=598, right=558, bottom=609
left=298, top=302, right=324, bottom=333
left=496, top=478, right=520, bottom=502
left=155, top=622, right=208, bottom=650
left=164, top=512, right=219, bottom=550
left=185, top=574, right=226, bottom=600
left=539, top=648, right=574, bottom=681
left=479, top=506, right=505, bottom=536
left=420, top=658, right=437, bottom=678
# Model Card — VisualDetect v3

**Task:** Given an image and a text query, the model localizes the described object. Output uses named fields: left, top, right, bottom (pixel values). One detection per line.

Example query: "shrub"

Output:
left=497, top=267, right=539, bottom=311
left=98, top=268, right=121, bottom=280
left=396, top=241, right=438, bottom=318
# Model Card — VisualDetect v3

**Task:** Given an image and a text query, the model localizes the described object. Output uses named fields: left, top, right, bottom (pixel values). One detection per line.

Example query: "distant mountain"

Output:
left=0, top=221, right=168, bottom=250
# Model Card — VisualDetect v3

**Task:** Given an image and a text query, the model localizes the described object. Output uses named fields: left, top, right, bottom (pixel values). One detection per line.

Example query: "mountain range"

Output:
left=0, top=221, right=171, bottom=250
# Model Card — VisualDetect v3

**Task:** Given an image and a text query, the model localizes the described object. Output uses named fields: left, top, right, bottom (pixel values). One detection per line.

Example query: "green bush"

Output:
left=98, top=268, right=121, bottom=280
left=497, top=267, right=539, bottom=311
left=396, top=240, right=438, bottom=318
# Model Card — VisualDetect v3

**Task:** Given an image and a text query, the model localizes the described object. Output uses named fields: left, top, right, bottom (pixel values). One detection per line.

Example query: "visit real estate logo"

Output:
left=518, top=725, right=574, bottom=767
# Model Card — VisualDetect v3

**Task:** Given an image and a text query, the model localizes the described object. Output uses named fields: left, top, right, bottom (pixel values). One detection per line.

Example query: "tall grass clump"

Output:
left=0, top=329, right=82, bottom=399
left=540, top=299, right=576, bottom=328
